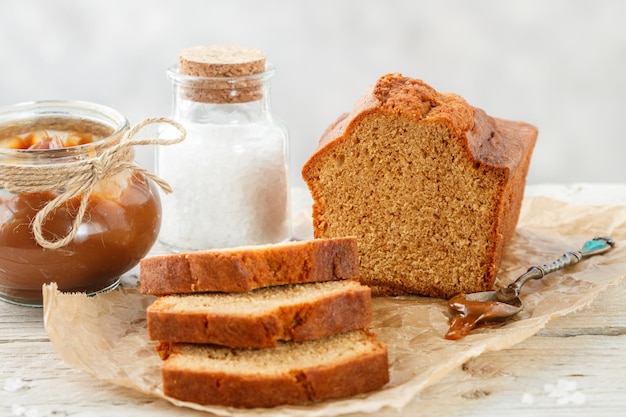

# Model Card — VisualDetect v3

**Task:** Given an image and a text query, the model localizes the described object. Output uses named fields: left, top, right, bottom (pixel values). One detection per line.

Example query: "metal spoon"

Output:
left=445, top=236, right=615, bottom=340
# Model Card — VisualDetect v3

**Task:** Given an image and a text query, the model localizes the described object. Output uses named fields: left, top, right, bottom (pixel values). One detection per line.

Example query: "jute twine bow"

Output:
left=0, top=117, right=186, bottom=250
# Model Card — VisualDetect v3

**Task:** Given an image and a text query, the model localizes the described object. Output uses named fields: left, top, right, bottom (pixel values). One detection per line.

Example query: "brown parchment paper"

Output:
left=42, top=196, right=626, bottom=416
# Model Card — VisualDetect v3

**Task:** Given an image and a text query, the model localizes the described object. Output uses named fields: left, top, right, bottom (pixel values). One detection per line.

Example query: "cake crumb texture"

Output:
left=302, top=73, right=537, bottom=298
left=158, top=330, right=389, bottom=408
left=147, top=280, right=372, bottom=347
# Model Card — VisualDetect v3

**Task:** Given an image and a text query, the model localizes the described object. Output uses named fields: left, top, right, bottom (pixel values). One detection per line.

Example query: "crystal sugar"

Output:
left=158, top=120, right=290, bottom=251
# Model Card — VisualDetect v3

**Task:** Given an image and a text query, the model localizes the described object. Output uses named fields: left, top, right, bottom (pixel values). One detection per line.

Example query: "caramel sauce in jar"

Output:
left=0, top=101, right=162, bottom=306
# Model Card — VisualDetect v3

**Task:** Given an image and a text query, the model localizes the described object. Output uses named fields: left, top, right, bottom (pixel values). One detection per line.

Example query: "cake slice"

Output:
left=302, top=73, right=537, bottom=298
left=140, top=237, right=358, bottom=295
left=147, top=280, right=372, bottom=347
left=157, top=330, right=389, bottom=408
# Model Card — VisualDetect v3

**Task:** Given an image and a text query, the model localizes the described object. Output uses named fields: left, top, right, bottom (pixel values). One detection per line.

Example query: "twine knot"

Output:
left=0, top=117, right=186, bottom=249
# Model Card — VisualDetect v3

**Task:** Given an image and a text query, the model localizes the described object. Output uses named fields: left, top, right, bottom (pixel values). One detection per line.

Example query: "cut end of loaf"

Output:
left=302, top=73, right=537, bottom=298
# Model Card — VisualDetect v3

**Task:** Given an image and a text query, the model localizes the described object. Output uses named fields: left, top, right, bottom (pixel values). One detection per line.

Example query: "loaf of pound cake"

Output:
left=157, top=330, right=389, bottom=408
left=140, top=237, right=359, bottom=295
left=302, top=73, right=538, bottom=298
left=147, top=280, right=372, bottom=347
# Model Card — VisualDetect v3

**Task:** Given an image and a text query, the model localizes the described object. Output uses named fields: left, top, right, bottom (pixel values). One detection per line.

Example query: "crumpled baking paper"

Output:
left=42, top=196, right=626, bottom=416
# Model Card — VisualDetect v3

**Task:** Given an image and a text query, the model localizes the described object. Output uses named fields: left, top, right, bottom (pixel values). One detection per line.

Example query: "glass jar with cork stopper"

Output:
left=158, top=45, right=291, bottom=251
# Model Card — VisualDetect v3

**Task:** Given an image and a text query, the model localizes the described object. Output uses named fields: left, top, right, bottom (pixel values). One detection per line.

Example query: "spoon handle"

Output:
left=506, top=236, right=615, bottom=296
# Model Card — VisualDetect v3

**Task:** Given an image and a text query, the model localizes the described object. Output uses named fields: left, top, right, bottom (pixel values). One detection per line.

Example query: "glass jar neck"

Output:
left=167, top=64, right=275, bottom=125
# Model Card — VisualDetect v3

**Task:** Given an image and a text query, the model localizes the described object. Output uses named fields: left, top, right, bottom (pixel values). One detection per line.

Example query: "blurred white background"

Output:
left=1, top=0, right=624, bottom=188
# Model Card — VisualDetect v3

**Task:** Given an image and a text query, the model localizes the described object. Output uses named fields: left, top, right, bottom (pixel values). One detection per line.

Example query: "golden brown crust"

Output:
left=307, top=73, right=474, bottom=157
left=466, top=110, right=538, bottom=290
left=146, top=281, right=372, bottom=347
left=159, top=331, right=389, bottom=408
left=139, top=237, right=359, bottom=295
left=302, top=73, right=537, bottom=298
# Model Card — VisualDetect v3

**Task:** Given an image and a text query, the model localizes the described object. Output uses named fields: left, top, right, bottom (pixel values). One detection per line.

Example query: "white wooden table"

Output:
left=2, top=183, right=626, bottom=417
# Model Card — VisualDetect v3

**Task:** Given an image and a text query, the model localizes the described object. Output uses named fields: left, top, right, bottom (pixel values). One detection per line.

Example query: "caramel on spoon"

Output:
left=445, top=236, right=615, bottom=340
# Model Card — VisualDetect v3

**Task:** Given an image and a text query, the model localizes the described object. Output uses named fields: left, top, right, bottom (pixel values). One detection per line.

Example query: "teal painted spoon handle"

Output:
left=497, top=236, right=615, bottom=301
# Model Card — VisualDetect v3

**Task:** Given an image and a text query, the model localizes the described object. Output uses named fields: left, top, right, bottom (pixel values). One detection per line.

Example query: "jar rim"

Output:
left=0, top=100, right=129, bottom=159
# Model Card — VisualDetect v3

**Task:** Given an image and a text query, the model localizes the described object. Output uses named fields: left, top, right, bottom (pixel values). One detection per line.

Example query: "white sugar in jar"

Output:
left=157, top=45, right=290, bottom=251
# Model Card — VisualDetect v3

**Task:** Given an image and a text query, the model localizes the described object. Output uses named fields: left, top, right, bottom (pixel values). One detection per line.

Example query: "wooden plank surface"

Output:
left=2, top=183, right=626, bottom=416
left=2, top=279, right=624, bottom=416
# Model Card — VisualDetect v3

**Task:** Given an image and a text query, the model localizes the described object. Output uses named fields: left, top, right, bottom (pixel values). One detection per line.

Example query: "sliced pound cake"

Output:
left=140, top=237, right=359, bottom=295
left=147, top=280, right=372, bottom=347
left=157, top=330, right=389, bottom=408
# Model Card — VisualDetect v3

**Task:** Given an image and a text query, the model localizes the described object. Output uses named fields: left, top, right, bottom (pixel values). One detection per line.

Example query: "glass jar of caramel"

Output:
left=0, top=101, right=163, bottom=306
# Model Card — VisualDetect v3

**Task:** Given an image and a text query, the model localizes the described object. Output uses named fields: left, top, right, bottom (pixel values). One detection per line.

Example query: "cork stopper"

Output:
left=177, top=45, right=267, bottom=103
